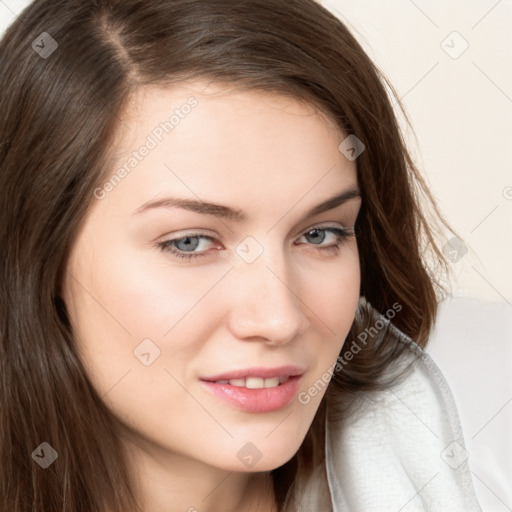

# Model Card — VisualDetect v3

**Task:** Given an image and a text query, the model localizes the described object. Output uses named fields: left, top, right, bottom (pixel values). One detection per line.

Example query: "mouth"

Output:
left=205, top=375, right=291, bottom=389
left=199, top=365, right=305, bottom=413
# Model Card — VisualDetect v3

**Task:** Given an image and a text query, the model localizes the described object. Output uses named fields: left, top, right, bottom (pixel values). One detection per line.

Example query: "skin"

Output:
left=62, top=81, right=362, bottom=512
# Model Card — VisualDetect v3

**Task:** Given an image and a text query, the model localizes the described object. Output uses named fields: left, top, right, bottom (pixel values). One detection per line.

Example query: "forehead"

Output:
left=98, top=81, right=357, bottom=218
left=119, top=80, right=343, bottom=135
left=112, top=80, right=347, bottom=158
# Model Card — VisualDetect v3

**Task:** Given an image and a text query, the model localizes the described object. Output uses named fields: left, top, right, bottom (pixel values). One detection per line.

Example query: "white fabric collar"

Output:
left=323, top=325, right=482, bottom=511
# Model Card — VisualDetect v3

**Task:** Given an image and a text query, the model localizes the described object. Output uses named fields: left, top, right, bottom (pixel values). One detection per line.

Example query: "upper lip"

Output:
left=200, top=365, right=305, bottom=382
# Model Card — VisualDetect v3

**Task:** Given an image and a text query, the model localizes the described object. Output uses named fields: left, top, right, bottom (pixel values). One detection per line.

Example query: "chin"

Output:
left=214, top=432, right=308, bottom=473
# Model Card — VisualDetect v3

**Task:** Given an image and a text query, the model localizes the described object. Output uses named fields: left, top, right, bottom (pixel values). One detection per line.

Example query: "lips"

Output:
left=199, top=365, right=305, bottom=413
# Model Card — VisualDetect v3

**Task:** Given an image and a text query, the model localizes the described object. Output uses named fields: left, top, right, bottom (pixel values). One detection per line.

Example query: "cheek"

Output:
left=63, top=248, right=223, bottom=444
left=298, top=248, right=360, bottom=397
left=77, top=244, right=224, bottom=338
left=303, top=245, right=360, bottom=334
left=65, top=245, right=232, bottom=390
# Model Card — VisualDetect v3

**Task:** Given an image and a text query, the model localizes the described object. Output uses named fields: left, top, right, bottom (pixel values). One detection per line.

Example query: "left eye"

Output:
left=157, top=226, right=354, bottom=261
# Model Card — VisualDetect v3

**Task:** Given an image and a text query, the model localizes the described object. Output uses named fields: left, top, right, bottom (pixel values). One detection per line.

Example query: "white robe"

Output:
left=295, top=320, right=482, bottom=511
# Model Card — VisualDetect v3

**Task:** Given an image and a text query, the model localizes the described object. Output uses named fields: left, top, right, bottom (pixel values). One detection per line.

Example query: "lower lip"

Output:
left=200, top=376, right=302, bottom=413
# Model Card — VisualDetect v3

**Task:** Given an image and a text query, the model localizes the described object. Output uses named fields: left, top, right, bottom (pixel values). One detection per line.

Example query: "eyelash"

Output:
left=157, top=226, right=355, bottom=261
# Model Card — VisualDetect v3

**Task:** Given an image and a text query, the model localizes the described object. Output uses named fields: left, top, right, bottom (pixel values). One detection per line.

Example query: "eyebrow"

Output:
left=132, top=185, right=361, bottom=223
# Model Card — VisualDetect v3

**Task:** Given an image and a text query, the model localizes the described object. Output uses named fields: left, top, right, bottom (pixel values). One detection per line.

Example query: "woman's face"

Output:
left=62, top=82, right=361, bottom=472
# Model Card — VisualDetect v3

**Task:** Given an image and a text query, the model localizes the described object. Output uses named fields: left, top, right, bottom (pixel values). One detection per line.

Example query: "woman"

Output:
left=0, top=0, right=482, bottom=511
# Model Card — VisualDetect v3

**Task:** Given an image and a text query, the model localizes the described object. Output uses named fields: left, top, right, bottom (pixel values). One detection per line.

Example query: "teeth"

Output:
left=264, top=377, right=280, bottom=388
left=246, top=377, right=264, bottom=389
left=215, top=377, right=285, bottom=388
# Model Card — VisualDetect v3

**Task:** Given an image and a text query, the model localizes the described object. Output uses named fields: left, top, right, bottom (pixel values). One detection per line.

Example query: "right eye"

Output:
left=158, top=234, right=218, bottom=260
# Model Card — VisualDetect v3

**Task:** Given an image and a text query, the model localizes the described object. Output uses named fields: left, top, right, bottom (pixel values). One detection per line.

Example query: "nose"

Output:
left=226, top=246, right=310, bottom=345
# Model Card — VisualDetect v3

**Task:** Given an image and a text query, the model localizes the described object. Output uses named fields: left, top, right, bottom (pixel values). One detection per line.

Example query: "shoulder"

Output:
left=325, top=323, right=483, bottom=512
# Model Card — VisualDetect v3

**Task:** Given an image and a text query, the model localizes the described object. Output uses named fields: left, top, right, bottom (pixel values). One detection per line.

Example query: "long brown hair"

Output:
left=0, top=0, right=450, bottom=510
